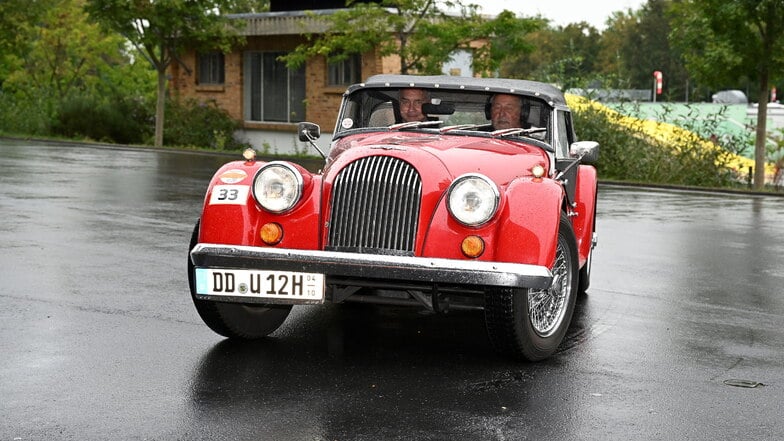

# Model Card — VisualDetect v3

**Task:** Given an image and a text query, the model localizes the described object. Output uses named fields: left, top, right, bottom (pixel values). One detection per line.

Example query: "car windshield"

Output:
left=334, top=88, right=553, bottom=144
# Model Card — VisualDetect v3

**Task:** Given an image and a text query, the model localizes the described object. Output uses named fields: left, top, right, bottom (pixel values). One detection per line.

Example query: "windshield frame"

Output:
left=332, top=79, right=564, bottom=152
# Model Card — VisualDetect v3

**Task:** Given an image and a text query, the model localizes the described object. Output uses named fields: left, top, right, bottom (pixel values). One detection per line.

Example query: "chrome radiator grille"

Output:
left=328, top=156, right=422, bottom=255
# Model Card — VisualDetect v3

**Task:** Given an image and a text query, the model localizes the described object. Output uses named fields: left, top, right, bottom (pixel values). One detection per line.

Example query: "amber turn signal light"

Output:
left=460, top=235, right=485, bottom=258
left=260, top=222, right=283, bottom=245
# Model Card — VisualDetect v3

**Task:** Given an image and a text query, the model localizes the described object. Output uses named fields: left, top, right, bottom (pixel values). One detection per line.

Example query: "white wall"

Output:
left=234, top=128, right=333, bottom=158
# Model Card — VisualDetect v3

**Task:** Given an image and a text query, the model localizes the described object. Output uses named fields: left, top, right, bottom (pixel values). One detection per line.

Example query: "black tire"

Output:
left=187, top=220, right=291, bottom=339
left=484, top=213, right=579, bottom=361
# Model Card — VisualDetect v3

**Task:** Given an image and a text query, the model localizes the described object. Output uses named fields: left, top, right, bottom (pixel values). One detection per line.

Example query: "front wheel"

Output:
left=484, top=213, right=578, bottom=361
left=187, top=220, right=291, bottom=339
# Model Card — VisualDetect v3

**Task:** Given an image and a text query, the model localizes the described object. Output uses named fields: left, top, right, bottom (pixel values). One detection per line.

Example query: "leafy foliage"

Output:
left=0, top=91, right=54, bottom=137
left=669, top=0, right=784, bottom=91
left=164, top=98, right=247, bottom=150
left=570, top=96, right=746, bottom=187
left=85, top=0, right=244, bottom=147
left=501, top=22, right=602, bottom=89
left=222, top=0, right=270, bottom=13
left=0, top=0, right=155, bottom=143
left=53, top=93, right=153, bottom=144
left=281, top=1, right=543, bottom=75
left=595, top=1, right=689, bottom=99
left=668, top=0, right=784, bottom=188
left=2, top=0, right=127, bottom=100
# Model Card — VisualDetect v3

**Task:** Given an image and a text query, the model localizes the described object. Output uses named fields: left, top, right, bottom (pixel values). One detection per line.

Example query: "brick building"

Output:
left=168, top=3, right=406, bottom=155
left=169, top=1, right=476, bottom=155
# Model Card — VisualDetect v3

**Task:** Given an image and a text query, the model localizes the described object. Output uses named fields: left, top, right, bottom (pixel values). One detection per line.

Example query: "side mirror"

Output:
left=297, top=122, right=321, bottom=142
left=570, top=140, right=599, bottom=164
left=297, top=122, right=326, bottom=159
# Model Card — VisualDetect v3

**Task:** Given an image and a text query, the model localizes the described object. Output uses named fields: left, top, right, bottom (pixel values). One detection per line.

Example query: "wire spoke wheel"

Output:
left=484, top=213, right=578, bottom=361
left=528, top=236, right=571, bottom=337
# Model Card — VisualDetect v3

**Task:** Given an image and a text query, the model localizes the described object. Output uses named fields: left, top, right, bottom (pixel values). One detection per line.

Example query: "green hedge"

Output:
left=163, top=98, right=248, bottom=150
left=571, top=100, right=744, bottom=187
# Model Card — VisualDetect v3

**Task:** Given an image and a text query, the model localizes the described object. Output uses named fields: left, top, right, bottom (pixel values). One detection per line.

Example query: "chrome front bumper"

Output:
left=190, top=244, right=552, bottom=291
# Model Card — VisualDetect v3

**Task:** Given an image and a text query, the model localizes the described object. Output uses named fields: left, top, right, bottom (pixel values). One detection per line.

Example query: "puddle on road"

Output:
left=467, top=371, right=535, bottom=392
left=723, top=379, right=765, bottom=388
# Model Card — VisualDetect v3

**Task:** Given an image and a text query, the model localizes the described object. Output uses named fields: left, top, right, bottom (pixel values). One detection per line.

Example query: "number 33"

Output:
left=217, top=188, right=239, bottom=200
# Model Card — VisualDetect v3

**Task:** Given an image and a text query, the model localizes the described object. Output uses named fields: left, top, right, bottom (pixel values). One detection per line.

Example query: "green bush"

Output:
left=53, top=93, right=153, bottom=144
left=572, top=101, right=741, bottom=188
left=163, top=98, right=247, bottom=150
left=0, top=91, right=53, bottom=136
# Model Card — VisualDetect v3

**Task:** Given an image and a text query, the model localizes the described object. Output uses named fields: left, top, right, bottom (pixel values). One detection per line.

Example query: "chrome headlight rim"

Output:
left=447, top=173, right=500, bottom=227
left=251, top=161, right=303, bottom=214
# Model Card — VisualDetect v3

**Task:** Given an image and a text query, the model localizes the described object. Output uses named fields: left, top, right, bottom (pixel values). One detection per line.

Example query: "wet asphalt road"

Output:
left=1, top=140, right=783, bottom=440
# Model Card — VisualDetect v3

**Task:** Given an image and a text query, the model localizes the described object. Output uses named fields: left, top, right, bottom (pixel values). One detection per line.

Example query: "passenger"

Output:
left=489, top=93, right=523, bottom=130
left=398, top=88, right=430, bottom=122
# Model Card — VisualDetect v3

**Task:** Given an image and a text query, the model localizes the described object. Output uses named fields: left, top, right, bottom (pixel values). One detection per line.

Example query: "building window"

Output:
left=197, top=52, right=225, bottom=85
left=327, top=54, right=361, bottom=86
left=244, top=52, right=306, bottom=123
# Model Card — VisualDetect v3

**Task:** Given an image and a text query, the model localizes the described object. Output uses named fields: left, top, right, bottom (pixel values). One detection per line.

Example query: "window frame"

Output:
left=197, top=52, right=225, bottom=85
left=243, top=51, right=306, bottom=123
left=327, top=54, right=361, bottom=87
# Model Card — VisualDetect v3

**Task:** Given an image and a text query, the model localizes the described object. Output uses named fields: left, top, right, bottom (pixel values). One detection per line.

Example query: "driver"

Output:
left=399, top=88, right=430, bottom=122
left=489, top=93, right=523, bottom=130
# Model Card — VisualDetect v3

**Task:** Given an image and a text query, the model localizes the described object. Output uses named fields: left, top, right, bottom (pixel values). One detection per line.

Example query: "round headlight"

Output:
left=447, top=174, right=500, bottom=226
left=252, top=162, right=303, bottom=213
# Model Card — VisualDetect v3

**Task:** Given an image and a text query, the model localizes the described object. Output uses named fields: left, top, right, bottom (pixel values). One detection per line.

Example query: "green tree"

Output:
left=669, top=0, right=784, bottom=189
left=223, top=0, right=270, bottom=13
left=0, top=0, right=140, bottom=137
left=86, top=0, right=243, bottom=147
left=637, top=0, right=688, bottom=100
left=3, top=0, right=126, bottom=100
left=0, top=0, right=53, bottom=85
left=597, top=1, right=688, bottom=99
left=595, top=10, right=636, bottom=87
left=281, top=1, right=542, bottom=76
left=501, top=22, right=602, bottom=89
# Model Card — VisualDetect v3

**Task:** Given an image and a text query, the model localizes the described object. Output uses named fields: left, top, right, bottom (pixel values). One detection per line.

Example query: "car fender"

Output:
left=572, top=165, right=598, bottom=267
left=494, top=177, right=563, bottom=267
left=198, top=161, right=322, bottom=249
left=421, top=177, right=563, bottom=267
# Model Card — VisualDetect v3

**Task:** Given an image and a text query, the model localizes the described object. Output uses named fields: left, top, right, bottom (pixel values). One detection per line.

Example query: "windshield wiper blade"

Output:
left=490, top=127, right=547, bottom=137
left=440, top=123, right=492, bottom=133
left=388, top=120, right=443, bottom=130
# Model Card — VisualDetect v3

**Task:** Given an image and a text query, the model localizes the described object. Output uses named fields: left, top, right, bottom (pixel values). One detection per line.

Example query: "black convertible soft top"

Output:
left=348, top=74, right=567, bottom=108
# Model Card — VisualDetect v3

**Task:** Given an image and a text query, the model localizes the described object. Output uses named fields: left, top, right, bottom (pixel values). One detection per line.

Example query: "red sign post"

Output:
left=653, top=71, right=663, bottom=102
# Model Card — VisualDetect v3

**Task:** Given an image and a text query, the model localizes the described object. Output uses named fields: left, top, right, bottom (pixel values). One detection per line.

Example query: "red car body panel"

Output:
left=573, top=166, right=599, bottom=267
left=199, top=161, right=322, bottom=249
left=198, top=131, right=579, bottom=269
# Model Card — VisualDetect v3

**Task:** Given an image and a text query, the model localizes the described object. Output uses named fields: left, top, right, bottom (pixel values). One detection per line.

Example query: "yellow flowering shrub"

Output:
left=566, top=94, right=774, bottom=181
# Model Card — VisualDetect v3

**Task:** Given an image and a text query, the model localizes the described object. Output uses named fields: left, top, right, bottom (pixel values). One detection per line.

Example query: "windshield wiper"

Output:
left=490, top=127, right=547, bottom=137
left=440, top=123, right=492, bottom=133
left=388, top=120, right=443, bottom=130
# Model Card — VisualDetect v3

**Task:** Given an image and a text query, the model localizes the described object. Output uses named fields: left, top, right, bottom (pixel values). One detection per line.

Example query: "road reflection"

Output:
left=183, top=298, right=595, bottom=439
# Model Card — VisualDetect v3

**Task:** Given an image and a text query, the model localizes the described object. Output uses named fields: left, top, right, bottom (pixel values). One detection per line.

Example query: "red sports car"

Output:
left=188, top=75, right=599, bottom=361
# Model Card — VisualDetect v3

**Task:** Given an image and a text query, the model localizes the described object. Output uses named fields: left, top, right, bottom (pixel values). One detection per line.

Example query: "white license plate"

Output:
left=195, top=268, right=325, bottom=303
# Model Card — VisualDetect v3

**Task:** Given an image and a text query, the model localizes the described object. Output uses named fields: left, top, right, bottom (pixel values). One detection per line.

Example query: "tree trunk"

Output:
left=154, top=66, right=167, bottom=148
left=753, top=72, right=769, bottom=190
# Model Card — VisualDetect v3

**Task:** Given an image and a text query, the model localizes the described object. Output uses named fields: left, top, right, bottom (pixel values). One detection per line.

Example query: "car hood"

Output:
left=328, top=132, right=550, bottom=184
